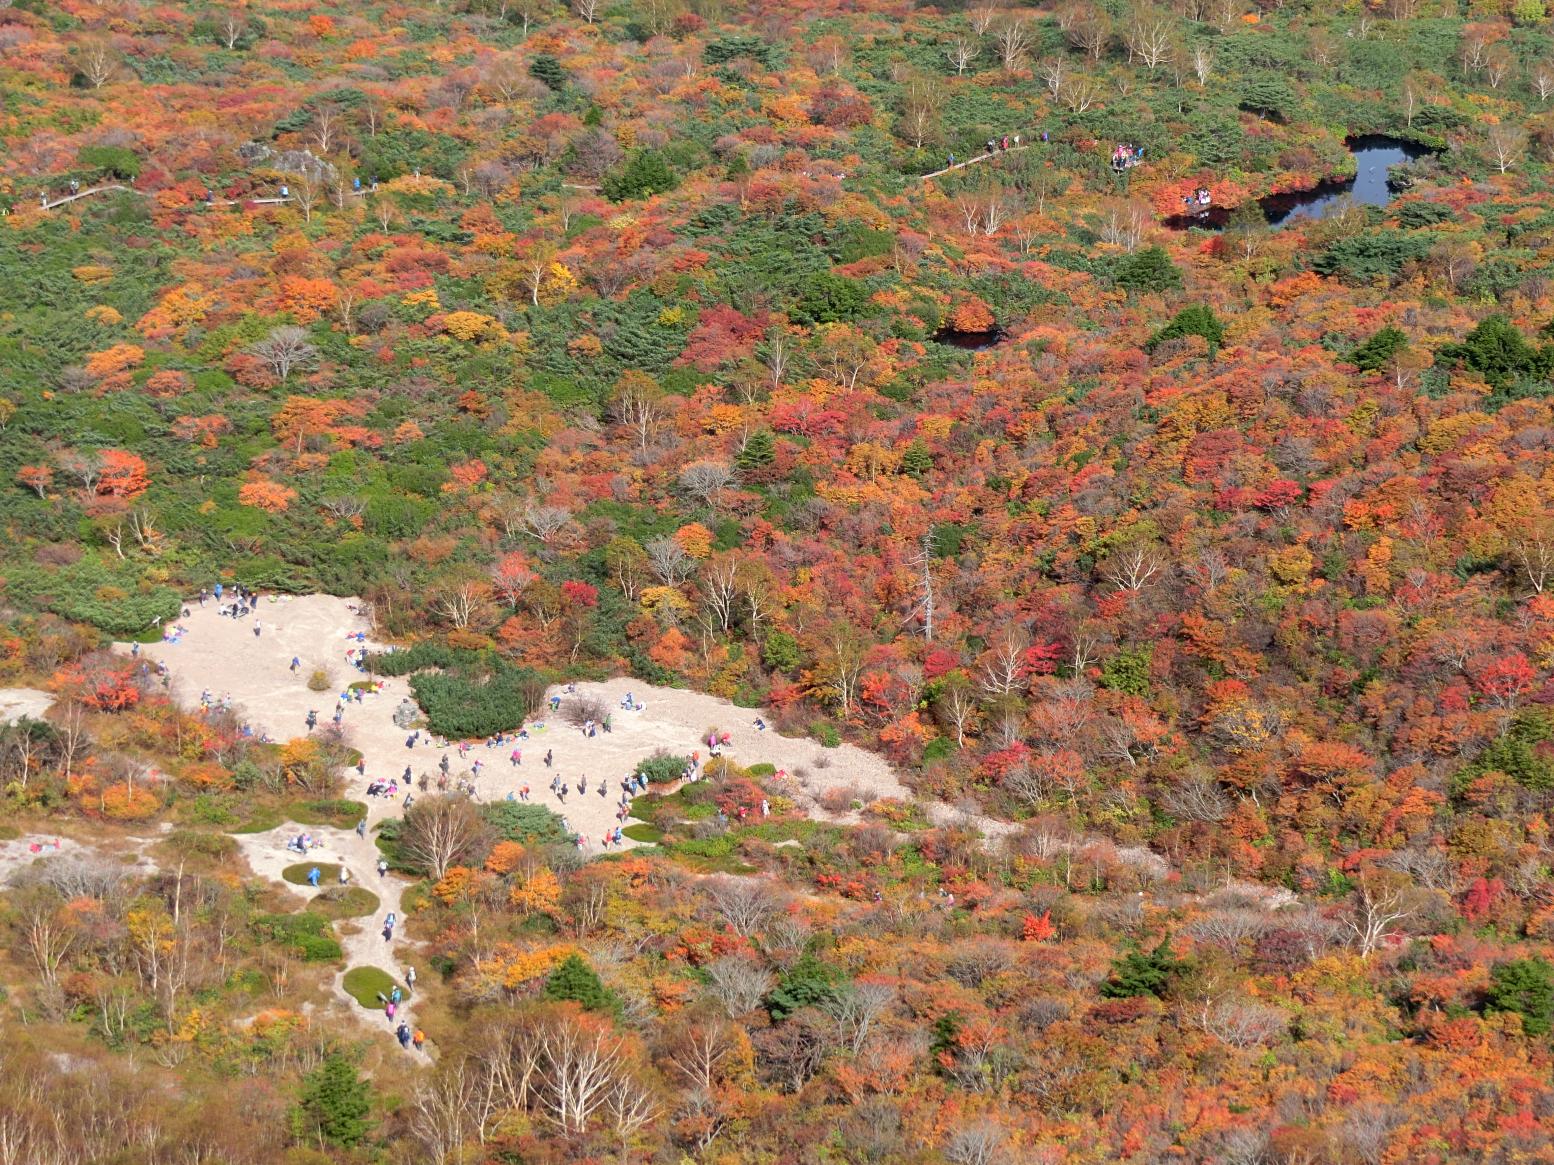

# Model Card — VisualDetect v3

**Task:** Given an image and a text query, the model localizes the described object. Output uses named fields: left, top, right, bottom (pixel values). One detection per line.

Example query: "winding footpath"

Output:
left=231, top=822, right=431, bottom=1061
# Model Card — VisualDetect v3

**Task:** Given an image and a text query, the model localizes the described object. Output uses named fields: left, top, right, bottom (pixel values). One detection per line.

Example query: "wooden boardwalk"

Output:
left=921, top=142, right=1034, bottom=181
left=32, top=185, right=381, bottom=211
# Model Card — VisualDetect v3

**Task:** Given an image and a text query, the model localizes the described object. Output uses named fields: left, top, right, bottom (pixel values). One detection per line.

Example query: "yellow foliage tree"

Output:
left=510, top=866, right=562, bottom=916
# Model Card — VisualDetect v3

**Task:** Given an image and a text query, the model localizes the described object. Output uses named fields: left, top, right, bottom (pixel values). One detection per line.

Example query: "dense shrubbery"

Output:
left=370, top=645, right=545, bottom=737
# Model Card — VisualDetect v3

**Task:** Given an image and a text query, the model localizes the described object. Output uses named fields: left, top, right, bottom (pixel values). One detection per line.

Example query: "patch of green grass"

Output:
left=400, top=882, right=430, bottom=914
left=747, top=762, right=776, bottom=777
left=307, top=886, right=380, bottom=920
left=622, top=823, right=663, bottom=843
left=251, top=912, right=342, bottom=962
left=342, top=966, right=398, bottom=1008
left=291, top=799, right=366, bottom=828
left=230, top=810, right=283, bottom=834
left=282, top=861, right=342, bottom=885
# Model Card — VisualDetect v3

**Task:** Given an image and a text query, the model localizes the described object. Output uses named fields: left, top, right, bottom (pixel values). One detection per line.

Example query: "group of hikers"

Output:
left=1182, top=186, right=1214, bottom=216
left=1112, top=142, right=1146, bottom=171
left=944, top=130, right=1046, bottom=171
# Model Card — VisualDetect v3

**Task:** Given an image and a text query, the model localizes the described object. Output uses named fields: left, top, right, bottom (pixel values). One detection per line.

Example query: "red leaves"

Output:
left=1474, top=652, right=1536, bottom=707
left=1021, top=910, right=1056, bottom=942
left=560, top=579, right=598, bottom=608
left=1022, top=641, right=1062, bottom=677
left=52, top=657, right=141, bottom=711
left=98, top=450, right=149, bottom=498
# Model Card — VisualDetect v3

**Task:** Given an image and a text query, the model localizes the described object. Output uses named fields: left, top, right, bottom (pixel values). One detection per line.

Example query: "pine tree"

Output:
left=293, top=1052, right=372, bottom=1148
left=1486, top=957, right=1554, bottom=1036
left=544, top=953, right=621, bottom=1015
left=1101, top=938, right=1185, bottom=999
left=901, top=438, right=933, bottom=478
left=735, top=428, right=776, bottom=472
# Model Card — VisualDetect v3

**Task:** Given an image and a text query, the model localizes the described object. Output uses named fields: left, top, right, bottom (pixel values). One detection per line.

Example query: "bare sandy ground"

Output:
left=0, top=829, right=162, bottom=886
left=129, top=594, right=919, bottom=846
left=0, top=687, right=54, bottom=725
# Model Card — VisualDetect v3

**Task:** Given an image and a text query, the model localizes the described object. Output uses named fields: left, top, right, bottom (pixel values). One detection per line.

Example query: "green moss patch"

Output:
left=342, top=966, right=399, bottom=1008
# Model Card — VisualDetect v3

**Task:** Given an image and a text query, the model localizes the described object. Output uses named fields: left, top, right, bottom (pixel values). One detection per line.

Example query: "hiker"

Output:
left=754, top=717, right=766, bottom=731
left=252, top=619, right=261, bottom=637
left=544, top=750, right=553, bottom=768
left=405, top=966, right=417, bottom=993
left=439, top=755, right=450, bottom=775
left=510, top=748, right=521, bottom=766
left=377, top=858, right=389, bottom=878
left=413, top=1029, right=425, bottom=1050
left=579, top=775, right=588, bottom=795
left=385, top=999, right=396, bottom=1020
left=356, top=817, right=367, bottom=839
left=397, top=1023, right=411, bottom=1048
left=390, top=985, right=402, bottom=1004
left=339, top=865, right=350, bottom=885
left=290, top=656, right=300, bottom=672
left=306, top=867, right=321, bottom=887
left=521, top=785, right=530, bottom=801
left=305, top=710, right=317, bottom=731
left=280, top=184, right=289, bottom=198
left=761, top=798, right=770, bottom=817
left=947, top=152, right=955, bottom=168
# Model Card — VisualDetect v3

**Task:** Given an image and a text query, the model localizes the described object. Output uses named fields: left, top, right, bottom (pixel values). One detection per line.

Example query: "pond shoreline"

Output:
left=1165, top=134, right=1435, bottom=232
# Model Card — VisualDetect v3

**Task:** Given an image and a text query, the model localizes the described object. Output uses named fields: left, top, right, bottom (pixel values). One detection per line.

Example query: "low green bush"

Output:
left=308, top=887, right=380, bottom=920
left=635, top=750, right=689, bottom=784
left=250, top=912, right=342, bottom=962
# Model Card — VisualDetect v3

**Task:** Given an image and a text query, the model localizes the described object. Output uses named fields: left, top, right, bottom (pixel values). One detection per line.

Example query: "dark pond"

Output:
left=1166, top=135, right=1433, bottom=231
left=933, top=327, right=1003, bottom=350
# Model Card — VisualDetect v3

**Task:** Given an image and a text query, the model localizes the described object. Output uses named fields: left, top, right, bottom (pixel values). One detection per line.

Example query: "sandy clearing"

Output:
left=127, top=594, right=926, bottom=848
left=0, top=688, right=54, bottom=725
left=0, top=830, right=161, bottom=886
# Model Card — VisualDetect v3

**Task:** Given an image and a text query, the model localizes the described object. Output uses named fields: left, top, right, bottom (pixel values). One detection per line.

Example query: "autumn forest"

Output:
left=3, top=0, right=1554, bottom=1161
